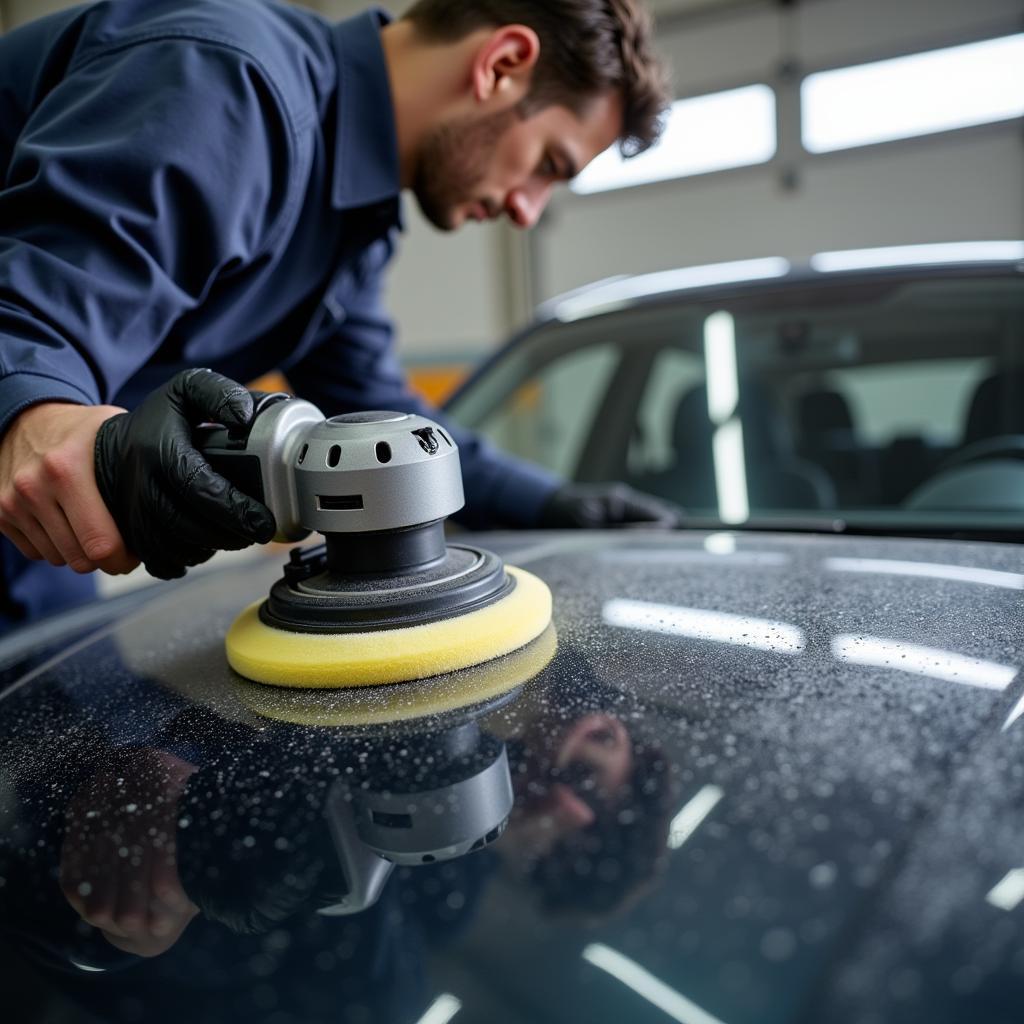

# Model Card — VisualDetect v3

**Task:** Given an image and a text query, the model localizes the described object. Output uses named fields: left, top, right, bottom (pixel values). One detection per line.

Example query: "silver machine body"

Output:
left=198, top=398, right=465, bottom=541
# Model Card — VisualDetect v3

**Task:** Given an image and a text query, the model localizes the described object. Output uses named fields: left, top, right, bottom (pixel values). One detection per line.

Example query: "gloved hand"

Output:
left=538, top=482, right=683, bottom=529
left=95, top=369, right=277, bottom=580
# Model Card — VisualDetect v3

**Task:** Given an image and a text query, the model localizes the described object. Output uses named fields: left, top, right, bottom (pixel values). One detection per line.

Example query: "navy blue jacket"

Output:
left=0, top=0, right=559, bottom=629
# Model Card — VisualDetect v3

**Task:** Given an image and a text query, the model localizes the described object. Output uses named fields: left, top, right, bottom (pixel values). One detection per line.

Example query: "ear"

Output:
left=470, top=25, right=540, bottom=107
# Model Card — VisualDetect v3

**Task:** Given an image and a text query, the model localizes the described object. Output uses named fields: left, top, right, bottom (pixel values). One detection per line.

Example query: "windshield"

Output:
left=447, top=272, right=1024, bottom=535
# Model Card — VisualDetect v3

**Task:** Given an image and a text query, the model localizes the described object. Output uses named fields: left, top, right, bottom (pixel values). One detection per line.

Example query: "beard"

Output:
left=412, top=107, right=520, bottom=231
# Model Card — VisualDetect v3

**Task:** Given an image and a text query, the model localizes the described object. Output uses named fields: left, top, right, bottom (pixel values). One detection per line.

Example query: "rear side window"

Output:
left=473, top=343, right=620, bottom=477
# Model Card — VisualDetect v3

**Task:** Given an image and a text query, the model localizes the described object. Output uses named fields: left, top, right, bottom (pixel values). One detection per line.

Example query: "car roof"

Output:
left=535, top=244, right=1024, bottom=325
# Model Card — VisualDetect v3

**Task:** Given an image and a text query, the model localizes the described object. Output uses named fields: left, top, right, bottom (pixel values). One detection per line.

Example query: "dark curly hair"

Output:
left=401, top=0, right=671, bottom=156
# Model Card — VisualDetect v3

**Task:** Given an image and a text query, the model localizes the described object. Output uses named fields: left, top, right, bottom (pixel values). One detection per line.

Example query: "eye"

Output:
left=539, top=154, right=558, bottom=179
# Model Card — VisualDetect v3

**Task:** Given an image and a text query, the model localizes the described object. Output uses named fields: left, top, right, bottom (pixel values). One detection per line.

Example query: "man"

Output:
left=0, top=0, right=674, bottom=631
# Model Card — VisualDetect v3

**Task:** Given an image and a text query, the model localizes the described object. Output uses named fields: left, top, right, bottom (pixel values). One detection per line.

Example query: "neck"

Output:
left=380, top=21, right=481, bottom=190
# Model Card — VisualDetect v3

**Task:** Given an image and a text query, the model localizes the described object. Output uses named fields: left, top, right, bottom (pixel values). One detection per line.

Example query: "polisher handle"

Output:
left=195, top=393, right=324, bottom=542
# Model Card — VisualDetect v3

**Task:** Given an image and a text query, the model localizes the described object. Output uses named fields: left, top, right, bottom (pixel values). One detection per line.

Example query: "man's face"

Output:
left=412, top=91, right=624, bottom=232
left=503, top=713, right=634, bottom=865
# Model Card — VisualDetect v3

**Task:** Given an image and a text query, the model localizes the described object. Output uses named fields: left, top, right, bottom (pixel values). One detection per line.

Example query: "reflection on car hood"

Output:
left=1, top=530, right=1023, bottom=1024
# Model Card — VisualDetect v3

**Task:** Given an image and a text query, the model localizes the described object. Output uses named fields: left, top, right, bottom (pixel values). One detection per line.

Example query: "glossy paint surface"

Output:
left=1, top=530, right=1023, bottom=1023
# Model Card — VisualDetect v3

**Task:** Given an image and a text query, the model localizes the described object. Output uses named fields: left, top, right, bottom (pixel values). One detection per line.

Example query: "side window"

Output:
left=475, top=344, right=620, bottom=477
left=627, top=347, right=705, bottom=475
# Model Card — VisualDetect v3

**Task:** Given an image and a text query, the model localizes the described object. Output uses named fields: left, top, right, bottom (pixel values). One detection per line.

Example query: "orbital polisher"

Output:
left=196, top=395, right=552, bottom=688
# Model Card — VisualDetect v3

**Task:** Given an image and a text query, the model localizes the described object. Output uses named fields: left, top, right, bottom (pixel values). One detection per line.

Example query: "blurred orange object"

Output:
left=247, top=365, right=468, bottom=409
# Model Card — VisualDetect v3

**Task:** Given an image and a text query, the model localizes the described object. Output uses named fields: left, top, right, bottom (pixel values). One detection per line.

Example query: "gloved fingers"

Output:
left=143, top=544, right=216, bottom=581
left=248, top=390, right=291, bottom=414
left=157, top=494, right=261, bottom=554
left=171, top=368, right=254, bottom=428
left=163, top=442, right=276, bottom=544
left=132, top=491, right=246, bottom=579
left=619, top=492, right=684, bottom=527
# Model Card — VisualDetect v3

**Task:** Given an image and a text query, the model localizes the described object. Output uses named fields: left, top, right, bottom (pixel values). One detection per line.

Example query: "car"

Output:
left=446, top=246, right=1024, bottom=538
left=0, top=246, right=1022, bottom=1024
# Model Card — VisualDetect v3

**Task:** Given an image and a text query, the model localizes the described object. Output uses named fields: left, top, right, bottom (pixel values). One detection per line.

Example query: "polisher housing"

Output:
left=200, top=400, right=554, bottom=687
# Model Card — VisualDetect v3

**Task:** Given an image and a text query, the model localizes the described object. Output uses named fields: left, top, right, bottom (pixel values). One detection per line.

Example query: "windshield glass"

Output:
left=448, top=273, right=1024, bottom=532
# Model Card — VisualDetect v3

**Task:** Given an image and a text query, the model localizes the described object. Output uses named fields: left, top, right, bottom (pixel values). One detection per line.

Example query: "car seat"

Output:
left=961, top=368, right=1024, bottom=445
left=796, top=389, right=878, bottom=505
left=636, top=380, right=837, bottom=512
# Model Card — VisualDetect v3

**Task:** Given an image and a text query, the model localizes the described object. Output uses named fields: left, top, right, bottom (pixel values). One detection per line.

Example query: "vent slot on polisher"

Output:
left=318, top=494, right=364, bottom=511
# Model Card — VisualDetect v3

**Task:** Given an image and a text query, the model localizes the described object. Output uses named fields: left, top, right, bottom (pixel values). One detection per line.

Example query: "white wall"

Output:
left=534, top=0, right=1024, bottom=300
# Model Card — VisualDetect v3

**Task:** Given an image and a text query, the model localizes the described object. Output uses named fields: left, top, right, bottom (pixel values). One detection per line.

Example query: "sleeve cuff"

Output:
left=0, top=372, right=96, bottom=442
left=459, top=449, right=562, bottom=529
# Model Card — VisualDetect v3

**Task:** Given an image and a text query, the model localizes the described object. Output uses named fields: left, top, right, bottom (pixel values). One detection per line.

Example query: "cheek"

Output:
left=490, top=129, right=540, bottom=184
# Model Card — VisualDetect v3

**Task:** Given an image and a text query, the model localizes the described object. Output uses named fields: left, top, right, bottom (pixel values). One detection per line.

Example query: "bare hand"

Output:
left=0, top=402, right=139, bottom=574
left=60, top=749, right=199, bottom=958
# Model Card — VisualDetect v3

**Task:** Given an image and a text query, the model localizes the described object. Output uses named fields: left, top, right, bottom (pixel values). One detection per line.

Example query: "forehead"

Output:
left=526, top=91, right=625, bottom=165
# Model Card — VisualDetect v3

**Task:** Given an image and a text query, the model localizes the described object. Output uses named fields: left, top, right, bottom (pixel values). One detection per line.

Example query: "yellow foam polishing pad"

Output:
left=225, top=565, right=552, bottom=688
left=228, top=623, right=557, bottom=726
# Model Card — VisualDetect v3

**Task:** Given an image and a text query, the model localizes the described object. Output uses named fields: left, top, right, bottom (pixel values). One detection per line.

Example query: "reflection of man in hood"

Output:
left=1, top=646, right=677, bottom=1023
left=498, top=678, right=678, bottom=921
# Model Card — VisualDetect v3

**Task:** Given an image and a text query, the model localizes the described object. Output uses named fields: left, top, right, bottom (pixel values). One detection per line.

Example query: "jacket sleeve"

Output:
left=285, top=236, right=561, bottom=530
left=0, top=39, right=296, bottom=439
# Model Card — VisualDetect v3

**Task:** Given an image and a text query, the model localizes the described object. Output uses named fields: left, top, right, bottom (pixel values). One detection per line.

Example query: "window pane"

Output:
left=474, top=344, right=621, bottom=476
left=571, top=85, right=777, bottom=195
left=802, top=34, right=1024, bottom=154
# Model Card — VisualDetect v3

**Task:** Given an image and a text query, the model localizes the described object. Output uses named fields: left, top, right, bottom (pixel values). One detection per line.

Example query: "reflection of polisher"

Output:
left=320, top=722, right=512, bottom=915
left=177, top=715, right=514, bottom=922
left=197, top=397, right=552, bottom=687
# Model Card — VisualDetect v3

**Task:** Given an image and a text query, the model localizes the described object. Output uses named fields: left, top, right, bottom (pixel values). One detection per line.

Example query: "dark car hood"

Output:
left=1, top=530, right=1023, bottom=1024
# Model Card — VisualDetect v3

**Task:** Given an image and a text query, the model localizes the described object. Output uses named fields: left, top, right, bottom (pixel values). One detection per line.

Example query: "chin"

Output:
left=413, top=192, right=460, bottom=232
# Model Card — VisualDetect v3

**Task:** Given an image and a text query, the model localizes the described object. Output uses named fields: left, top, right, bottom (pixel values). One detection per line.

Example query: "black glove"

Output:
left=538, top=482, right=683, bottom=529
left=95, top=369, right=277, bottom=580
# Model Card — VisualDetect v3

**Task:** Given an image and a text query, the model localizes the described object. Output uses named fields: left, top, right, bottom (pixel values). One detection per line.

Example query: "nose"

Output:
left=504, top=181, right=553, bottom=229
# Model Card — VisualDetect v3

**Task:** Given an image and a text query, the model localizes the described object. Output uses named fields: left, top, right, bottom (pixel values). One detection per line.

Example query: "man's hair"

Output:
left=402, top=0, right=671, bottom=157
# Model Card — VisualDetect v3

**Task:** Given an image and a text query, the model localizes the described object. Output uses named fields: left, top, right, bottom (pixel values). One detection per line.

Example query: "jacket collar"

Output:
left=329, top=8, right=403, bottom=221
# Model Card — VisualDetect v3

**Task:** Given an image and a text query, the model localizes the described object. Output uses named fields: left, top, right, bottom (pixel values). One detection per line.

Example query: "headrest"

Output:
left=798, top=390, right=854, bottom=436
left=963, top=369, right=1024, bottom=445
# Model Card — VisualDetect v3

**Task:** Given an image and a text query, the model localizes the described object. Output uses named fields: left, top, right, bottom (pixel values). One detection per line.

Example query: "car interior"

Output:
left=453, top=275, right=1024, bottom=520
